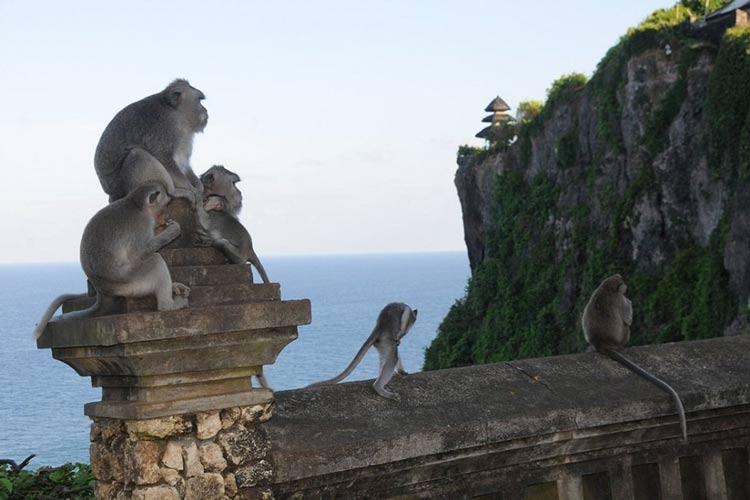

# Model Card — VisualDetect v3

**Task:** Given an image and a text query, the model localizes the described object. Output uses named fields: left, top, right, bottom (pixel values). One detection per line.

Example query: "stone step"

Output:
left=38, top=298, right=312, bottom=348
left=160, top=247, right=228, bottom=266
left=62, top=283, right=281, bottom=314
left=170, top=264, right=252, bottom=286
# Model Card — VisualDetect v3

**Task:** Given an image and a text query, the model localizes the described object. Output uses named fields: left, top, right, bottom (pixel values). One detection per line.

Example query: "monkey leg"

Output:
left=123, top=254, right=188, bottom=311
left=396, top=355, right=408, bottom=375
left=213, top=238, right=246, bottom=264
left=373, top=345, right=399, bottom=400
left=119, top=148, right=180, bottom=197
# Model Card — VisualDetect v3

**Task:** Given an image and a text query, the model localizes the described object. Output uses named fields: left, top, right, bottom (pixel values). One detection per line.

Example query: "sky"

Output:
left=0, top=0, right=675, bottom=264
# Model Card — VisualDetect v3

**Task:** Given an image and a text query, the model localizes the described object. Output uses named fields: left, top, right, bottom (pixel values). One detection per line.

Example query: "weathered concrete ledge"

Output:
left=267, top=336, right=750, bottom=499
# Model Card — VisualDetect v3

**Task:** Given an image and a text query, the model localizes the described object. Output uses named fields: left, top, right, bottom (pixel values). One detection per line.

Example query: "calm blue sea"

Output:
left=0, top=252, right=469, bottom=466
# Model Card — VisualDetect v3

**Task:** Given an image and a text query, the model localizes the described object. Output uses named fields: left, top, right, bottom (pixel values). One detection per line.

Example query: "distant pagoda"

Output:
left=476, top=95, right=512, bottom=140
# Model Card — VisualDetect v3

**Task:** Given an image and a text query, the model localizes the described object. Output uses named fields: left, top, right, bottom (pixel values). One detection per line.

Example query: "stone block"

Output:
left=234, top=460, right=273, bottom=488
left=126, top=415, right=193, bottom=439
left=127, top=441, right=162, bottom=485
left=218, top=427, right=270, bottom=465
left=162, top=441, right=184, bottom=470
left=199, top=442, right=228, bottom=472
left=224, top=472, right=239, bottom=497
left=131, top=485, right=180, bottom=500
left=221, top=407, right=242, bottom=429
left=183, top=440, right=205, bottom=478
left=184, top=472, right=225, bottom=500
left=196, top=411, right=222, bottom=439
left=160, top=467, right=180, bottom=486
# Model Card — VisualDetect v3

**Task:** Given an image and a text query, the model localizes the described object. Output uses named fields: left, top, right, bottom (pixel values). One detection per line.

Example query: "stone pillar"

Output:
left=36, top=202, right=311, bottom=499
left=92, top=404, right=274, bottom=500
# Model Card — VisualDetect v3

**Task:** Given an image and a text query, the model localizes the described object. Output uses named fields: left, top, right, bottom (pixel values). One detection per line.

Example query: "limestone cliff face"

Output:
left=427, top=32, right=750, bottom=370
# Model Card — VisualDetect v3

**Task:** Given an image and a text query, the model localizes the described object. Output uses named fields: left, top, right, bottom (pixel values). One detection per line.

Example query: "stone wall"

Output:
left=265, top=336, right=750, bottom=499
left=91, top=404, right=274, bottom=500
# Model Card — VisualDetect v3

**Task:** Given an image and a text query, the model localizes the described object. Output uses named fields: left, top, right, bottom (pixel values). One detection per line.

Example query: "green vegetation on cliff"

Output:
left=425, top=10, right=748, bottom=370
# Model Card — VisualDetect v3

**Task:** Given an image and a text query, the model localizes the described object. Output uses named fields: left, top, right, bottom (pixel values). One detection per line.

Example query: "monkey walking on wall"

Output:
left=199, top=165, right=270, bottom=284
left=582, top=274, right=688, bottom=442
left=33, top=183, right=190, bottom=339
left=307, top=303, right=418, bottom=400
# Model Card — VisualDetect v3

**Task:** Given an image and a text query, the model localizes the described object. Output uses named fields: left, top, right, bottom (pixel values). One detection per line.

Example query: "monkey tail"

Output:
left=306, top=335, right=378, bottom=388
left=604, top=349, right=688, bottom=442
left=32, top=293, right=98, bottom=340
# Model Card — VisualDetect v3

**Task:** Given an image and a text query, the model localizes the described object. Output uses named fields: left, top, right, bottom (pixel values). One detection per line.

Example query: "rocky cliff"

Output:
left=425, top=12, right=750, bottom=370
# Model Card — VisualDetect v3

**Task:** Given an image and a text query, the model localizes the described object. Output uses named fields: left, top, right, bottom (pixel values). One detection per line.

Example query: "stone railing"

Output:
left=267, top=335, right=750, bottom=500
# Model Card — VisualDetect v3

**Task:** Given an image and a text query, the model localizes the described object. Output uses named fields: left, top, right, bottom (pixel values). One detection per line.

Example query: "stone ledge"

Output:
left=38, top=299, right=311, bottom=348
left=62, top=283, right=281, bottom=314
left=266, top=336, right=750, bottom=488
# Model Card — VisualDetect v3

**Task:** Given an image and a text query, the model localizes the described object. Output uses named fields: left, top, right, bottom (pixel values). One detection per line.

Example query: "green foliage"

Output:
left=0, top=463, right=94, bottom=500
left=516, top=100, right=543, bottom=124
left=591, top=4, right=695, bottom=150
left=556, top=129, right=578, bottom=169
left=681, top=0, right=732, bottom=15
left=706, top=27, right=750, bottom=178
left=542, top=73, right=588, bottom=121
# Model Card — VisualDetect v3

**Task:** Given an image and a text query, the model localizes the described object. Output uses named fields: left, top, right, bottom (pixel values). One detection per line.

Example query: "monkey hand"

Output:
left=397, top=368, right=409, bottom=376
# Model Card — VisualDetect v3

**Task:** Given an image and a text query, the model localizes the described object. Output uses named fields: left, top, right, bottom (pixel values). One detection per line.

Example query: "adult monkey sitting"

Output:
left=33, top=183, right=190, bottom=339
left=94, top=79, right=209, bottom=205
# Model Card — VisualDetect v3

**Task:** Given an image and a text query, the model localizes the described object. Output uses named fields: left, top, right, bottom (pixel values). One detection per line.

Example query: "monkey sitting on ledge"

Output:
left=33, top=183, right=190, bottom=339
left=582, top=274, right=687, bottom=442
left=200, top=165, right=270, bottom=284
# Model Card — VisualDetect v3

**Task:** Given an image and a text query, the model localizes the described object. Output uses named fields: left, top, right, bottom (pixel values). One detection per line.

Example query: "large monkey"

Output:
left=200, top=165, right=270, bottom=284
left=308, top=303, right=418, bottom=400
left=582, top=274, right=687, bottom=442
left=94, top=79, right=208, bottom=204
left=33, top=183, right=190, bottom=339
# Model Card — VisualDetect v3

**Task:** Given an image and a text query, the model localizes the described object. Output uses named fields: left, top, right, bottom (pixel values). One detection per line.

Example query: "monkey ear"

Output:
left=201, top=173, right=214, bottom=188
left=147, top=190, right=161, bottom=205
left=413, top=309, right=418, bottom=317
left=167, top=89, right=183, bottom=108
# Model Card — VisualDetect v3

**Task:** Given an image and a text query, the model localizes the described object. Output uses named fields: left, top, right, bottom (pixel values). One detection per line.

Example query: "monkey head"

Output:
left=200, top=165, right=243, bottom=216
left=128, top=183, right=172, bottom=233
left=601, top=273, right=626, bottom=295
left=163, top=79, right=209, bottom=133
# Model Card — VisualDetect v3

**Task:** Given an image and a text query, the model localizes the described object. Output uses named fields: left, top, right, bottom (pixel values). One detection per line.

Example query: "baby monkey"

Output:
left=582, top=274, right=687, bottom=442
left=200, top=165, right=270, bottom=284
left=33, top=183, right=190, bottom=339
left=308, top=302, right=418, bottom=400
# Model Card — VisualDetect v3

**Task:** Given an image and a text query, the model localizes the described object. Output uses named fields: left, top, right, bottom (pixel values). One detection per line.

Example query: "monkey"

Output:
left=307, top=303, right=418, bottom=400
left=582, top=274, right=687, bottom=442
left=94, top=79, right=209, bottom=205
left=33, top=183, right=190, bottom=339
left=199, top=165, right=270, bottom=284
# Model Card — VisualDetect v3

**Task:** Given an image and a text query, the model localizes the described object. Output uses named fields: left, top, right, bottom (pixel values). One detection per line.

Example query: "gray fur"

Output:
left=582, top=274, right=687, bottom=442
left=307, top=302, right=418, bottom=400
left=200, top=165, right=269, bottom=284
left=94, top=79, right=208, bottom=203
left=33, top=183, right=190, bottom=340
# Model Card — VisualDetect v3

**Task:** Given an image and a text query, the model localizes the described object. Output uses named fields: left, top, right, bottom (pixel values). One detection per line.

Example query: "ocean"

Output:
left=0, top=252, right=469, bottom=466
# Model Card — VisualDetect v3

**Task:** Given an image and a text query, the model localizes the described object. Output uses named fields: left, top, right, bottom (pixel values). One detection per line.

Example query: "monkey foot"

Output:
left=172, top=282, right=191, bottom=298
left=374, top=387, right=399, bottom=400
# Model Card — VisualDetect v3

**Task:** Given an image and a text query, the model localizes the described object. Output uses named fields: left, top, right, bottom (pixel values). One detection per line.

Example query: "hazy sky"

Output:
left=0, top=0, right=674, bottom=263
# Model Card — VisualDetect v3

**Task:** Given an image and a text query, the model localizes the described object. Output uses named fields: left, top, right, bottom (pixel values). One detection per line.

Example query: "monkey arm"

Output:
left=143, top=221, right=181, bottom=256
left=623, top=297, right=633, bottom=326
